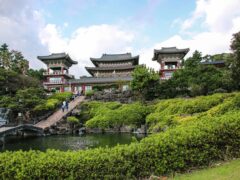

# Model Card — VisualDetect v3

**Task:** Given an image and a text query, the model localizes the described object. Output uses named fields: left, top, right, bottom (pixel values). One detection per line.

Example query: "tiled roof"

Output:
left=154, top=47, right=190, bottom=54
left=90, top=53, right=139, bottom=66
left=69, top=76, right=132, bottom=84
left=201, top=60, right=225, bottom=65
left=152, top=47, right=190, bottom=61
left=37, top=53, right=78, bottom=64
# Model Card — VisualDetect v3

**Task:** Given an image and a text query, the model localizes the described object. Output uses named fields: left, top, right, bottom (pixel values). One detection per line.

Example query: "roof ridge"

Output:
left=161, top=47, right=176, bottom=49
left=102, top=52, right=131, bottom=56
left=51, top=52, right=66, bottom=55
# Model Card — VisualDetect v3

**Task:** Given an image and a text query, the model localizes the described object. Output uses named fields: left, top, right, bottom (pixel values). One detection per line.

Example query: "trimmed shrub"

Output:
left=146, top=93, right=231, bottom=132
left=85, top=90, right=94, bottom=97
left=85, top=102, right=150, bottom=129
left=67, top=116, right=79, bottom=124
left=33, top=92, right=72, bottom=114
left=50, top=92, right=72, bottom=101
left=0, top=110, right=239, bottom=179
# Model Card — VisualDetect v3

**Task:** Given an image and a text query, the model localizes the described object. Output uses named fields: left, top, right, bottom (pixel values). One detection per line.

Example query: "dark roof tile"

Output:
left=37, top=53, right=78, bottom=64
left=69, top=76, right=132, bottom=84
left=152, top=47, right=190, bottom=61
left=90, top=53, right=139, bottom=65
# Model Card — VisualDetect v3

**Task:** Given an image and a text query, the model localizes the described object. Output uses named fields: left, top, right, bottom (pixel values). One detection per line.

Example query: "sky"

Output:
left=0, top=0, right=240, bottom=77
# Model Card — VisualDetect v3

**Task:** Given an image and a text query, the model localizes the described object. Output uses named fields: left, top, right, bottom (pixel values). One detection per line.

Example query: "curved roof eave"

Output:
left=90, top=55, right=139, bottom=62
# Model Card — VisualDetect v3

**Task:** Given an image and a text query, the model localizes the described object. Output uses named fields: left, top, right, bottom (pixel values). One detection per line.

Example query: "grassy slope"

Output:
left=173, top=159, right=240, bottom=180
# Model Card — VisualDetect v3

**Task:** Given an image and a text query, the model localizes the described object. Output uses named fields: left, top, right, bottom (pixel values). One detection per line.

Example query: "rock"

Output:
left=86, top=128, right=103, bottom=133
left=79, top=127, right=86, bottom=135
left=49, top=128, right=57, bottom=135
left=120, top=126, right=133, bottom=133
left=89, top=90, right=134, bottom=103
left=133, top=125, right=147, bottom=134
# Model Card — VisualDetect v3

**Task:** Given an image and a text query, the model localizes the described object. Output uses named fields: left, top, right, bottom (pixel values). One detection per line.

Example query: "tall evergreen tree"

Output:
left=0, top=43, right=11, bottom=69
left=11, top=50, right=29, bottom=75
left=230, top=31, right=240, bottom=89
left=184, top=50, right=202, bottom=68
left=131, top=65, right=160, bottom=100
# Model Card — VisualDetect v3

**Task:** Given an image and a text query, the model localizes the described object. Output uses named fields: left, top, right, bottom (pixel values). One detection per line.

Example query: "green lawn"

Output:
left=173, top=159, right=240, bottom=180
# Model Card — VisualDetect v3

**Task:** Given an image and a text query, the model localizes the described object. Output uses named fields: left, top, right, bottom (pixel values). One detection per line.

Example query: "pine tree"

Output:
left=230, top=31, right=240, bottom=89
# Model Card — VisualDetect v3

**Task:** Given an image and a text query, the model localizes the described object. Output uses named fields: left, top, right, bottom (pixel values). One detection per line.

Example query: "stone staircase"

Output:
left=35, top=96, right=85, bottom=130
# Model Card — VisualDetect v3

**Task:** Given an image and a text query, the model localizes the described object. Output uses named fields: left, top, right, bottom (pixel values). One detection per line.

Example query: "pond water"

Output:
left=1, top=133, right=145, bottom=152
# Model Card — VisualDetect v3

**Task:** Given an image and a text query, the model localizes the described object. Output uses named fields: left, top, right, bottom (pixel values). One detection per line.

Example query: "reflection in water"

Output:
left=1, top=133, right=145, bottom=152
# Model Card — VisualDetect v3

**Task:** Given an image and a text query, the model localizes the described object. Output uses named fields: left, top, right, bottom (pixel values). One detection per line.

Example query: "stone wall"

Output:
left=85, top=125, right=147, bottom=134
left=87, top=90, right=135, bottom=103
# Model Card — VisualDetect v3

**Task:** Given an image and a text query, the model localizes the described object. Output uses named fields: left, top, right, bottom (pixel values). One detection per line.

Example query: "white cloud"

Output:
left=1, top=0, right=240, bottom=77
left=39, top=24, right=68, bottom=53
left=181, top=0, right=240, bottom=33
left=0, top=0, right=48, bottom=68
left=39, top=24, right=135, bottom=77
left=140, top=0, right=240, bottom=72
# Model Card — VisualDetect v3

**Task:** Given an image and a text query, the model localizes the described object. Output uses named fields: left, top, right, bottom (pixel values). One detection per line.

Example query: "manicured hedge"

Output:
left=67, top=116, right=79, bottom=124
left=85, top=102, right=150, bottom=128
left=146, top=93, right=232, bottom=132
left=0, top=109, right=240, bottom=179
left=1, top=93, right=239, bottom=179
left=85, top=90, right=94, bottom=97
left=34, top=92, right=72, bottom=112
left=49, top=92, right=73, bottom=101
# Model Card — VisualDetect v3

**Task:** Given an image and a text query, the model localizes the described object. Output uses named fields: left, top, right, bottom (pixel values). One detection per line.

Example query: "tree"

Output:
left=0, top=68, right=41, bottom=96
left=0, top=44, right=30, bottom=74
left=15, top=88, right=46, bottom=121
left=11, top=50, right=29, bottom=75
left=230, top=31, right=240, bottom=89
left=131, top=65, right=159, bottom=100
left=0, top=43, right=11, bottom=69
left=27, top=68, right=45, bottom=81
left=184, top=50, right=202, bottom=68
left=158, top=50, right=233, bottom=98
left=0, top=87, right=46, bottom=122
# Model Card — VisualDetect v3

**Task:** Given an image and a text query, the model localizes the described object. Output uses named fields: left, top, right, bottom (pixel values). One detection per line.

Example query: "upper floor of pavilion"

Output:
left=86, top=53, right=139, bottom=78
left=90, top=53, right=139, bottom=68
left=152, top=47, right=190, bottom=63
left=38, top=53, right=78, bottom=70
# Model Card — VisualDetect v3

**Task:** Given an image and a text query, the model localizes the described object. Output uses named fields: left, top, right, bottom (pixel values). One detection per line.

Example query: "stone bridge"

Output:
left=0, top=96, right=85, bottom=146
left=0, top=124, right=44, bottom=137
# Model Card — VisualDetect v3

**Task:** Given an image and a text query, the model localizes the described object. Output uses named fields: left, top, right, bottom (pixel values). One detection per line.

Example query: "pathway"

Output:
left=35, top=96, right=85, bottom=130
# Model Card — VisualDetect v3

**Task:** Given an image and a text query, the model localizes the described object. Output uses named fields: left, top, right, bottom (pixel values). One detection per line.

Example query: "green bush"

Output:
left=81, top=101, right=122, bottom=117
left=34, top=98, right=60, bottom=112
left=67, top=116, right=79, bottom=124
left=50, top=92, right=72, bottom=101
left=0, top=109, right=239, bottom=179
left=33, top=92, right=72, bottom=113
left=85, top=102, right=150, bottom=129
left=146, top=93, right=230, bottom=132
left=85, top=90, right=94, bottom=97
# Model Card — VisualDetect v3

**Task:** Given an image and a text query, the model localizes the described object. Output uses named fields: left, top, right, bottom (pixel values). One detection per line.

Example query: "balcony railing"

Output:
left=43, top=81, right=66, bottom=85
left=160, top=76, right=172, bottom=80
left=43, top=72, right=74, bottom=78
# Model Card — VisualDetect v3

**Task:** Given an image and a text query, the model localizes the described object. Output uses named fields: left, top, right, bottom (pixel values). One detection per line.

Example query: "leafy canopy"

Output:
left=131, top=65, right=159, bottom=100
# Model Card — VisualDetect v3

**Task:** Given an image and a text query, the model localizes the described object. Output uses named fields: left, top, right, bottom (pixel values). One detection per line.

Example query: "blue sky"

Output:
left=0, top=0, right=240, bottom=76
left=40, top=0, right=195, bottom=47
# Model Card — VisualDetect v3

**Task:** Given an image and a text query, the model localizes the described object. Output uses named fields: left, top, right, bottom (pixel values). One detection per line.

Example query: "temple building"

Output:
left=152, top=47, right=189, bottom=80
left=38, top=52, right=139, bottom=93
left=70, top=53, right=139, bottom=92
left=38, top=53, right=77, bottom=92
left=86, top=53, right=139, bottom=78
left=201, top=60, right=226, bottom=68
